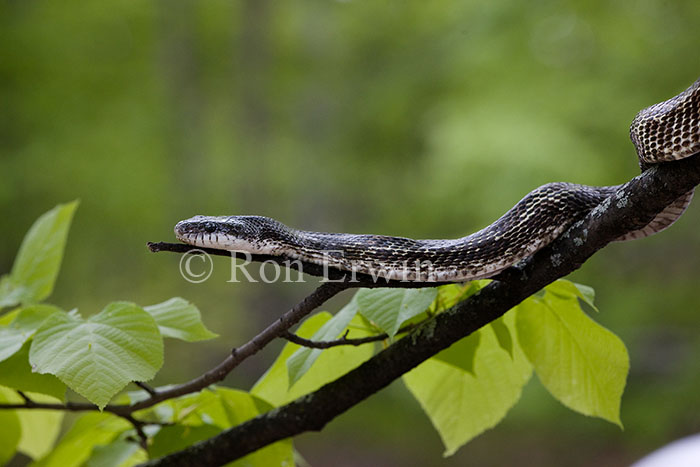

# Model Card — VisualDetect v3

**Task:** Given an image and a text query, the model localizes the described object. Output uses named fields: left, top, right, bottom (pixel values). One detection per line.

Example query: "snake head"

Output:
left=174, top=215, right=276, bottom=251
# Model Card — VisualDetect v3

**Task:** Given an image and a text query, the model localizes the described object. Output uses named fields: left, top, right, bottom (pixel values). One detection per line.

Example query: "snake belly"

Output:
left=174, top=77, right=700, bottom=282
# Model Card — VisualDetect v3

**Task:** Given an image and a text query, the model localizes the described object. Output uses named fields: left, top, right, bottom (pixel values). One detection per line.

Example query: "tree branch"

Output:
left=122, top=414, right=150, bottom=450
left=1, top=396, right=154, bottom=450
left=140, top=153, right=700, bottom=466
left=125, top=280, right=350, bottom=412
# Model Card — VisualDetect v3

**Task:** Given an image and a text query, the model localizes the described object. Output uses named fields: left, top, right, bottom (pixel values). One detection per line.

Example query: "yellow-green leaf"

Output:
left=547, top=279, right=599, bottom=312
left=152, top=388, right=294, bottom=467
left=0, top=388, right=64, bottom=460
left=490, top=317, right=513, bottom=358
left=0, top=388, right=21, bottom=465
left=252, top=313, right=374, bottom=406
left=31, top=412, right=130, bottom=467
left=515, top=286, right=628, bottom=426
left=433, top=330, right=481, bottom=374
left=404, top=313, right=532, bottom=456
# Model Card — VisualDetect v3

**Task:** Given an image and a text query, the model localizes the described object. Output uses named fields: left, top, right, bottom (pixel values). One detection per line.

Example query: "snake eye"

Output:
left=202, top=222, right=217, bottom=234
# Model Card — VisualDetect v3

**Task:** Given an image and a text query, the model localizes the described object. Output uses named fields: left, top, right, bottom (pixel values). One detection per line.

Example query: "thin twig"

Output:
left=0, top=399, right=151, bottom=449
left=127, top=280, right=350, bottom=411
left=122, top=414, right=149, bottom=450
left=134, top=382, right=157, bottom=396
left=281, top=322, right=421, bottom=349
left=0, top=400, right=126, bottom=414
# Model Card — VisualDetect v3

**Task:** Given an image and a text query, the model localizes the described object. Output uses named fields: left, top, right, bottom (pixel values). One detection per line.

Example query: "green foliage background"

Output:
left=1, top=1, right=699, bottom=465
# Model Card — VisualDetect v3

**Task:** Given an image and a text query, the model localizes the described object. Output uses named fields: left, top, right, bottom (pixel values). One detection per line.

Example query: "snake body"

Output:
left=175, top=77, right=700, bottom=282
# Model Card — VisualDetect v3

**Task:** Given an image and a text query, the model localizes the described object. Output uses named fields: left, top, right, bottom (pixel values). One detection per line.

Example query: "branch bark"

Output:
left=141, top=153, right=700, bottom=467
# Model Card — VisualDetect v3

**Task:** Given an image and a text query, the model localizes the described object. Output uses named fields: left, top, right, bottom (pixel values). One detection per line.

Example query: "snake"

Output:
left=174, top=77, right=700, bottom=282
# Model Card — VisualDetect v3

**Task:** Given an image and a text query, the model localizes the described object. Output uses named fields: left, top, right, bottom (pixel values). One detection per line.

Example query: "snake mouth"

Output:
left=175, top=216, right=229, bottom=248
left=175, top=228, right=262, bottom=252
left=174, top=217, right=214, bottom=242
left=174, top=216, right=269, bottom=253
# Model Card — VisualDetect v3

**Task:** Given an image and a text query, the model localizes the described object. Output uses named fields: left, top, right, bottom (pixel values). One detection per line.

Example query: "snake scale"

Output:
left=175, top=77, right=700, bottom=282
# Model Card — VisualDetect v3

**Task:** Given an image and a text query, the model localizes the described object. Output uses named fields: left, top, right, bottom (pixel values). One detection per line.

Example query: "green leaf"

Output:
left=286, top=296, right=360, bottom=387
left=490, top=317, right=513, bottom=358
left=0, top=388, right=64, bottom=460
left=515, top=289, right=628, bottom=426
left=404, top=313, right=532, bottom=456
left=432, top=284, right=467, bottom=311
left=153, top=388, right=294, bottom=466
left=547, top=279, right=598, bottom=312
left=357, top=287, right=438, bottom=337
left=433, top=330, right=481, bottom=374
left=29, top=302, right=164, bottom=409
left=0, top=342, right=66, bottom=400
left=0, top=309, right=19, bottom=326
left=31, top=412, right=130, bottom=467
left=216, top=389, right=294, bottom=467
left=85, top=437, right=144, bottom=467
left=252, top=313, right=374, bottom=406
left=0, top=389, right=21, bottom=465
left=433, top=280, right=490, bottom=313
left=148, top=424, right=222, bottom=460
left=0, top=201, right=78, bottom=307
left=0, top=305, right=62, bottom=362
left=144, top=297, right=217, bottom=342
left=573, top=282, right=597, bottom=311
left=17, top=397, right=64, bottom=460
